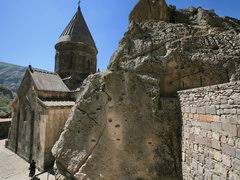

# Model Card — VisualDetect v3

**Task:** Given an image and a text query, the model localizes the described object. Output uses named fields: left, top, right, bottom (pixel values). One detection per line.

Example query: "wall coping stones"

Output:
left=178, top=81, right=240, bottom=94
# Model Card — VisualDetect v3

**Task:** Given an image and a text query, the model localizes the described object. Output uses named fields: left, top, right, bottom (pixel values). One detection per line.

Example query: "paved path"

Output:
left=0, top=139, right=55, bottom=180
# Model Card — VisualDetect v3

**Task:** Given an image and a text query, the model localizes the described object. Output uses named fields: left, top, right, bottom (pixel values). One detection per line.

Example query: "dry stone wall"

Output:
left=179, top=81, right=240, bottom=180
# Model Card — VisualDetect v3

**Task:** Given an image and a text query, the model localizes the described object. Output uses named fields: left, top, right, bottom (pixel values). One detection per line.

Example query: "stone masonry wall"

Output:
left=178, top=81, right=240, bottom=180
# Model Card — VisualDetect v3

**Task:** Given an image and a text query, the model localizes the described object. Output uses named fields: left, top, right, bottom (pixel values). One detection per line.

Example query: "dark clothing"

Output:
left=29, top=169, right=36, bottom=178
left=29, top=161, right=36, bottom=177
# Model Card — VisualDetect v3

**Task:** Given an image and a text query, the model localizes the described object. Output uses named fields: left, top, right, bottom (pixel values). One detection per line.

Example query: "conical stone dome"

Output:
left=57, top=7, right=96, bottom=48
left=55, top=6, right=98, bottom=90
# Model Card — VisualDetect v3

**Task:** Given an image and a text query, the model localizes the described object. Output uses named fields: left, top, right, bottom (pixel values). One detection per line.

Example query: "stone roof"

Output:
left=29, top=67, right=70, bottom=92
left=38, top=100, right=75, bottom=107
left=0, top=118, right=11, bottom=123
left=57, top=7, right=96, bottom=48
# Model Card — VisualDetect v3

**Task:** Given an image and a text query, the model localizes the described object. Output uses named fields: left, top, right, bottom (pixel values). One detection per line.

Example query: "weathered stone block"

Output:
left=212, top=140, right=221, bottom=150
left=229, top=171, right=240, bottom=180
left=200, top=121, right=211, bottom=130
left=193, top=114, right=199, bottom=120
left=228, top=139, right=235, bottom=147
left=192, top=152, right=199, bottom=162
left=205, top=114, right=214, bottom=121
left=237, top=125, right=240, bottom=137
left=222, top=123, right=237, bottom=136
left=206, top=106, right=216, bottom=115
left=220, top=105, right=230, bottom=109
left=236, top=149, right=240, bottom=160
left=191, top=107, right=197, bottom=113
left=194, top=127, right=201, bottom=135
left=236, top=139, right=240, bottom=149
left=222, top=154, right=231, bottom=167
left=204, top=169, right=212, bottom=179
left=231, top=109, right=237, bottom=114
left=212, top=174, right=221, bottom=180
left=205, top=158, right=215, bottom=169
left=228, top=99, right=234, bottom=105
left=221, top=99, right=228, bottom=104
left=198, top=145, right=204, bottom=154
left=198, top=114, right=207, bottom=121
left=198, top=154, right=205, bottom=164
left=237, top=109, right=240, bottom=115
left=213, top=115, right=220, bottom=122
left=183, top=113, right=189, bottom=119
left=189, top=113, right=193, bottom=119
left=224, top=108, right=233, bottom=114
left=200, top=129, right=208, bottom=137
left=220, top=135, right=227, bottom=144
left=226, top=115, right=238, bottom=124
left=184, top=132, right=189, bottom=139
left=197, top=107, right=205, bottom=114
left=195, top=136, right=203, bottom=144
left=198, top=164, right=204, bottom=174
left=193, top=144, right=198, bottom=151
left=205, top=138, right=212, bottom=147
left=222, top=144, right=236, bottom=157
left=234, top=98, right=240, bottom=105
left=185, top=106, right=190, bottom=113
left=189, top=134, right=195, bottom=141
left=212, top=132, right=220, bottom=140
left=213, top=151, right=222, bottom=161
left=232, top=159, right=240, bottom=171
left=181, top=106, right=185, bottom=112
left=211, top=122, right=222, bottom=132
left=191, top=160, right=198, bottom=170
left=182, top=152, right=186, bottom=162
left=214, top=163, right=227, bottom=177
left=220, top=115, right=226, bottom=123
left=195, top=136, right=212, bottom=147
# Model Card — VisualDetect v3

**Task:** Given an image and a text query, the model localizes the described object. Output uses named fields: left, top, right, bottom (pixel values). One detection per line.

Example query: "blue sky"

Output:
left=0, top=0, right=239, bottom=71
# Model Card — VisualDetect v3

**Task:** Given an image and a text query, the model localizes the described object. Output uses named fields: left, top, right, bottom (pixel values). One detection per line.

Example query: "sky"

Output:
left=0, top=0, right=239, bottom=72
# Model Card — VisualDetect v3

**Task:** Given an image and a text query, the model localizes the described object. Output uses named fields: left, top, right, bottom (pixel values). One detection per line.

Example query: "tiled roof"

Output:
left=29, top=67, right=70, bottom=92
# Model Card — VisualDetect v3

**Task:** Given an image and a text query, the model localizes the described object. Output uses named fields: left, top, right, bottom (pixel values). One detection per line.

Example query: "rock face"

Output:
left=129, top=0, right=170, bottom=23
left=52, top=73, right=182, bottom=180
left=52, top=1, right=240, bottom=180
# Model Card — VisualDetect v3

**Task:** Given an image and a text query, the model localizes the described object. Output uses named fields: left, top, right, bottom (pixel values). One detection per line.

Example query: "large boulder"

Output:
left=52, top=3, right=240, bottom=180
left=52, top=71, right=182, bottom=180
left=129, top=0, right=170, bottom=23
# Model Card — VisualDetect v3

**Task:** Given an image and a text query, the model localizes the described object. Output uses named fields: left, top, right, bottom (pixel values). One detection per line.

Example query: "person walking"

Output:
left=29, top=160, right=36, bottom=178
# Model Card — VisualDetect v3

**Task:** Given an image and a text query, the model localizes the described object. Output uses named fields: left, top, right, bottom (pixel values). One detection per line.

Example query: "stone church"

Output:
left=7, top=5, right=97, bottom=170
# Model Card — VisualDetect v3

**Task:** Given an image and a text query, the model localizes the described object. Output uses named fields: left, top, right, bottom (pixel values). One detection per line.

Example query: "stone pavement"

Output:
left=0, top=138, right=55, bottom=180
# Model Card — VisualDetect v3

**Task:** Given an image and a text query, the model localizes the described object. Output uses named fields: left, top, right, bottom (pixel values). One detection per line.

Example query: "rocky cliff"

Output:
left=52, top=1, right=240, bottom=179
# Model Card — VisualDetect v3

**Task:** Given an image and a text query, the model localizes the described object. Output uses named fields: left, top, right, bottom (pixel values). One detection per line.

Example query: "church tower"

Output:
left=55, top=5, right=98, bottom=90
